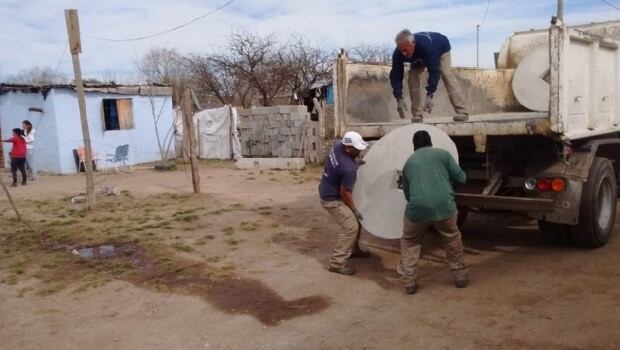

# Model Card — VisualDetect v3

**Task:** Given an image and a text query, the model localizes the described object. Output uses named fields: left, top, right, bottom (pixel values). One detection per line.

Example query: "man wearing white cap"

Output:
left=319, top=131, right=369, bottom=275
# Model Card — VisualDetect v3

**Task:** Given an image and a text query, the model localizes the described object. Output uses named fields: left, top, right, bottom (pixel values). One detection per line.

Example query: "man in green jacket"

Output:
left=398, top=130, right=468, bottom=294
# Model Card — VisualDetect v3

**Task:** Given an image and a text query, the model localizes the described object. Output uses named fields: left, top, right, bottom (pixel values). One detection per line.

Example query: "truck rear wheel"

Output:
left=571, top=157, right=617, bottom=248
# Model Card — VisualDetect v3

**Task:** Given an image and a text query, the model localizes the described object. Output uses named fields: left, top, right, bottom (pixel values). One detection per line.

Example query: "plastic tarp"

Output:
left=193, top=106, right=242, bottom=160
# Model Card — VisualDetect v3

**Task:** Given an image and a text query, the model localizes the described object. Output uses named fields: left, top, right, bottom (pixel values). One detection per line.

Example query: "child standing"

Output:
left=3, top=128, right=28, bottom=187
left=22, top=120, right=37, bottom=180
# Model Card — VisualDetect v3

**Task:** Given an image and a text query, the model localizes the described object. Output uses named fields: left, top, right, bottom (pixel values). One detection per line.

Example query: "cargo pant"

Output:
left=321, top=200, right=359, bottom=268
left=408, top=51, right=469, bottom=116
left=397, top=213, right=468, bottom=286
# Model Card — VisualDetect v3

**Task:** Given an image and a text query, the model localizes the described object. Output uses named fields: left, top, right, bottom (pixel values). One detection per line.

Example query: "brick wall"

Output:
left=237, top=105, right=322, bottom=163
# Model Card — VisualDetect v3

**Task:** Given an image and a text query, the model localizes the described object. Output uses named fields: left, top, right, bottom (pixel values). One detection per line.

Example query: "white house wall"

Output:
left=0, top=91, right=62, bottom=173
left=52, top=89, right=174, bottom=174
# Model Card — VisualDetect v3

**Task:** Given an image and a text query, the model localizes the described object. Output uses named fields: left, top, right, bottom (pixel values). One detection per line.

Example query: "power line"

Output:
left=602, top=0, right=620, bottom=11
left=53, top=40, right=69, bottom=75
left=480, top=0, right=491, bottom=28
left=84, top=0, right=234, bottom=42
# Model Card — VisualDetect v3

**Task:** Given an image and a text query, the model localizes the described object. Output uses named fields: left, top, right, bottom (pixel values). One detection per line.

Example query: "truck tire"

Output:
left=537, top=220, right=571, bottom=245
left=571, top=157, right=617, bottom=248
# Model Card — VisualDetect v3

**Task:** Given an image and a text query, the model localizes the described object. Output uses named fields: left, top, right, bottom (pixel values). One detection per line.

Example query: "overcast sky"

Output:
left=0, top=0, right=618, bottom=81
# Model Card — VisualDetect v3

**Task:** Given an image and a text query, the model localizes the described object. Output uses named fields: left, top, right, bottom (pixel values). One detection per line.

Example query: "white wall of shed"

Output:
left=49, top=89, right=175, bottom=174
left=0, top=90, right=62, bottom=173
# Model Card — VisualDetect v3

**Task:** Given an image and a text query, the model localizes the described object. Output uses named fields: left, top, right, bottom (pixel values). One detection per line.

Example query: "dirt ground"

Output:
left=1, top=162, right=619, bottom=350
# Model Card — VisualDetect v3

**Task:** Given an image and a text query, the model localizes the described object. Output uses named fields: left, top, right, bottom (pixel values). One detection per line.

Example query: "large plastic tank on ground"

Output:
left=353, top=124, right=458, bottom=239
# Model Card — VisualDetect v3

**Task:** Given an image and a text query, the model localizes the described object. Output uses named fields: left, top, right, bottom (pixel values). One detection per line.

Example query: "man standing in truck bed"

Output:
left=390, top=29, right=469, bottom=123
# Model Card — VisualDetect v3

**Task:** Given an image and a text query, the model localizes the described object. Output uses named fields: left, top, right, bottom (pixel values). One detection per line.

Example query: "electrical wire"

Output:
left=601, top=0, right=620, bottom=11
left=53, top=40, right=69, bottom=76
left=84, top=0, right=234, bottom=42
left=479, top=0, right=491, bottom=28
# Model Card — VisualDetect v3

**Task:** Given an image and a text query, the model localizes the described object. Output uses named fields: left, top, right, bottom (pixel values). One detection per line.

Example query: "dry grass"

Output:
left=0, top=191, right=253, bottom=297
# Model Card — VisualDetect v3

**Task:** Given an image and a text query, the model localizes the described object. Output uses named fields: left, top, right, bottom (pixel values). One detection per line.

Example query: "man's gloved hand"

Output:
left=353, top=209, right=364, bottom=222
left=422, top=94, right=433, bottom=113
left=396, top=98, right=407, bottom=119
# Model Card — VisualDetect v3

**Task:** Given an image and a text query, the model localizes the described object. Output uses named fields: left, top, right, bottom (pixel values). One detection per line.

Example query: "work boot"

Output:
left=328, top=264, right=356, bottom=276
left=453, top=113, right=469, bottom=122
left=405, top=284, right=418, bottom=295
left=454, top=277, right=469, bottom=288
left=411, top=115, right=423, bottom=123
left=351, top=249, right=371, bottom=258
left=351, top=242, right=371, bottom=258
left=10, top=183, right=17, bottom=187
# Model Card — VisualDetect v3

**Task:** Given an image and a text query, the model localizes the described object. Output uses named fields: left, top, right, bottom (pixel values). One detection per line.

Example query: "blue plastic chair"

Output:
left=105, top=144, right=133, bottom=174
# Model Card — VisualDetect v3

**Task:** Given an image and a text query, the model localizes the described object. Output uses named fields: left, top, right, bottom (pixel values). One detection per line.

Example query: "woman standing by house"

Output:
left=22, top=120, right=37, bottom=180
left=2, top=128, right=28, bottom=187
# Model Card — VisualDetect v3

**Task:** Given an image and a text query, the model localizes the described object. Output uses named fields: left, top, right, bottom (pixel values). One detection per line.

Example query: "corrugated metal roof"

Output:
left=0, top=83, right=172, bottom=96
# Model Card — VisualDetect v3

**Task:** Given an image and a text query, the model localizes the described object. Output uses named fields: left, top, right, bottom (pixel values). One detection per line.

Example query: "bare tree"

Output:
left=284, top=36, right=331, bottom=102
left=135, top=47, right=188, bottom=104
left=213, top=30, right=291, bottom=107
left=7, top=66, right=67, bottom=85
left=145, top=85, right=176, bottom=168
left=349, top=44, right=393, bottom=64
left=184, top=31, right=333, bottom=108
left=99, top=69, right=137, bottom=85
left=186, top=54, right=255, bottom=107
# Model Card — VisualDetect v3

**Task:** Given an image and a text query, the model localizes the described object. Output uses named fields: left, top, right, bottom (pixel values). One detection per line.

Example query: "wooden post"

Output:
left=0, top=176, right=33, bottom=231
left=228, top=105, right=235, bottom=160
left=181, top=89, right=201, bottom=194
left=65, top=9, right=95, bottom=209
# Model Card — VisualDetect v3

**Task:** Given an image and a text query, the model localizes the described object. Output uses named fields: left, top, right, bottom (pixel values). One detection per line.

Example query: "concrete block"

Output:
left=236, top=158, right=305, bottom=170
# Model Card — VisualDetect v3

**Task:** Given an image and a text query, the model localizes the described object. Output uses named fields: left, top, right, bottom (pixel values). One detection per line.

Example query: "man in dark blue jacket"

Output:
left=390, top=29, right=469, bottom=122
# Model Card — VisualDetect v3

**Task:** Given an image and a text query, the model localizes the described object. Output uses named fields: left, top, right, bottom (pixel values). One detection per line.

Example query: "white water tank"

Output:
left=353, top=124, right=458, bottom=239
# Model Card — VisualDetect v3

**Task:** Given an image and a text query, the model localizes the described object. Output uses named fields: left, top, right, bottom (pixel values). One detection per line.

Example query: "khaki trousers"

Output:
left=397, top=213, right=468, bottom=286
left=321, top=200, right=360, bottom=268
left=408, top=51, right=469, bottom=116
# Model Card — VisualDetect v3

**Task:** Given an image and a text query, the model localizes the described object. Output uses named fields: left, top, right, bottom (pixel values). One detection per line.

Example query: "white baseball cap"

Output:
left=342, top=131, right=368, bottom=151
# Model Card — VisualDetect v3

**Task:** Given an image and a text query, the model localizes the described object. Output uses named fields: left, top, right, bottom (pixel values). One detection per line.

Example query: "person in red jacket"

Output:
left=2, top=128, right=28, bottom=187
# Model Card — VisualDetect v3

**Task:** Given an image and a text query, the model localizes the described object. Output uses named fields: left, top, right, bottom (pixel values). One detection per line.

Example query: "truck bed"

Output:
left=334, top=26, right=620, bottom=142
left=348, top=112, right=551, bottom=139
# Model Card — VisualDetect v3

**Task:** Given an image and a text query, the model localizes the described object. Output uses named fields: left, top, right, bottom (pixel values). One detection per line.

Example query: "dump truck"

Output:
left=333, top=18, right=620, bottom=248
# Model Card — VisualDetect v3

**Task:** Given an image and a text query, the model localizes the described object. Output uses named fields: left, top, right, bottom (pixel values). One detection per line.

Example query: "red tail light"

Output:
left=551, top=178, right=566, bottom=192
left=536, top=178, right=551, bottom=192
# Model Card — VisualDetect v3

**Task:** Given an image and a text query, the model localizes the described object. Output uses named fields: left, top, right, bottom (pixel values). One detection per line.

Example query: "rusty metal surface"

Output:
left=455, top=193, right=555, bottom=212
left=526, top=179, right=583, bottom=225
left=345, top=113, right=552, bottom=139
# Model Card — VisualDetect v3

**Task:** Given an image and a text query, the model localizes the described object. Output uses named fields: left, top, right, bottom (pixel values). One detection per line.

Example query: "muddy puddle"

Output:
left=62, top=242, right=330, bottom=325
left=72, top=244, right=136, bottom=259
left=147, top=265, right=330, bottom=325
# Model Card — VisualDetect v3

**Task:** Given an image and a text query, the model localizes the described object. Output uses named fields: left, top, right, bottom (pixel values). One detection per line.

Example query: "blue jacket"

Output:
left=389, top=32, right=451, bottom=98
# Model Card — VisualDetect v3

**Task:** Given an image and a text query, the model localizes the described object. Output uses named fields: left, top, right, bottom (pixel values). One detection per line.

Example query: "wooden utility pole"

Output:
left=0, top=176, right=33, bottom=231
left=65, top=9, right=95, bottom=209
left=181, top=89, right=201, bottom=194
